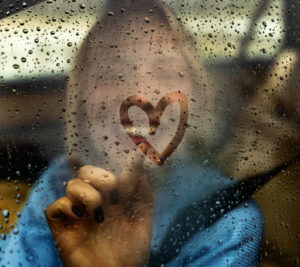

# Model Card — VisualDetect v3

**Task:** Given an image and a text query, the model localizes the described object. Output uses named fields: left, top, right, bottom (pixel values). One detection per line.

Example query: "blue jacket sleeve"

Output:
left=0, top=157, right=71, bottom=267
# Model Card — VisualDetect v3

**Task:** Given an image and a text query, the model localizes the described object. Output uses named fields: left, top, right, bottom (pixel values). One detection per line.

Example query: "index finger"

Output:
left=129, top=142, right=148, bottom=171
left=118, top=142, right=148, bottom=196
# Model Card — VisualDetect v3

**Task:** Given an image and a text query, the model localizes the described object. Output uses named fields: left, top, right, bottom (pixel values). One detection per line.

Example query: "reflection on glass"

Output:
left=0, top=0, right=299, bottom=266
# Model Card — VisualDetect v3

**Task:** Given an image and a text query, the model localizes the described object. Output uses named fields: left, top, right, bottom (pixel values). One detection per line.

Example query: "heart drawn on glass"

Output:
left=120, top=91, right=188, bottom=165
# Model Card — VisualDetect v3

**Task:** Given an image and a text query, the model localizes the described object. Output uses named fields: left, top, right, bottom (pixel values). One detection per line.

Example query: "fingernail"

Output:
left=72, top=205, right=84, bottom=217
left=94, top=206, right=104, bottom=223
left=109, top=189, right=119, bottom=205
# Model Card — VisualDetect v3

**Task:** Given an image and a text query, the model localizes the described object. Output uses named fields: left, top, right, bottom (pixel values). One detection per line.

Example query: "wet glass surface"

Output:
left=0, top=1, right=299, bottom=266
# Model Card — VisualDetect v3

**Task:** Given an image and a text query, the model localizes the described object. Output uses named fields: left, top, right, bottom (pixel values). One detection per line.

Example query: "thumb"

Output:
left=118, top=143, right=148, bottom=196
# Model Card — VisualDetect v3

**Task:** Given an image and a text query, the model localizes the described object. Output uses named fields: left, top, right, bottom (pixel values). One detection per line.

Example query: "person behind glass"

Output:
left=0, top=0, right=264, bottom=266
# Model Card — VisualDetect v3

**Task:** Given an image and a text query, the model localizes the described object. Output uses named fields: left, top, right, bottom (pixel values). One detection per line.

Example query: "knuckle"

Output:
left=78, top=165, right=101, bottom=179
left=45, top=201, right=60, bottom=219
left=66, top=183, right=81, bottom=199
left=65, top=182, right=75, bottom=195
left=78, top=165, right=96, bottom=174
left=67, top=181, right=101, bottom=205
left=66, top=179, right=82, bottom=192
left=66, top=179, right=76, bottom=188
left=78, top=166, right=117, bottom=186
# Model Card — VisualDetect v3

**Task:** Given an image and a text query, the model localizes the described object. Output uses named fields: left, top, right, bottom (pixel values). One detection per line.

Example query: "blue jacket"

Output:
left=0, top=156, right=264, bottom=266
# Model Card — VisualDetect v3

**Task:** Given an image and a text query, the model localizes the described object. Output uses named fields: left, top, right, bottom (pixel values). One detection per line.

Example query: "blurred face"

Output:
left=70, top=20, right=212, bottom=172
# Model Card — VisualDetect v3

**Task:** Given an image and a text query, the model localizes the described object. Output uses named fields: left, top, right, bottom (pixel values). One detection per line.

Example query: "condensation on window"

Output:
left=0, top=1, right=299, bottom=266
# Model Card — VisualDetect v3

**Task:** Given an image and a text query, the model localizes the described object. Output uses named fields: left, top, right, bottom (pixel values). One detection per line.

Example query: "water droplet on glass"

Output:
left=13, top=228, right=19, bottom=235
left=2, top=210, right=9, bottom=218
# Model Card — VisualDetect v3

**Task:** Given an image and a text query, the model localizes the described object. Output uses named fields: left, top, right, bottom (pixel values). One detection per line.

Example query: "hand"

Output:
left=45, top=144, right=154, bottom=267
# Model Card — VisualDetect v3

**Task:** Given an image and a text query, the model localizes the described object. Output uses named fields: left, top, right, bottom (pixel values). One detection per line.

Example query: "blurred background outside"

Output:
left=0, top=0, right=299, bottom=266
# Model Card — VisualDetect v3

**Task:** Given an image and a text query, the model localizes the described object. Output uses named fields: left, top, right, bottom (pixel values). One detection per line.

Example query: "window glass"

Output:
left=0, top=1, right=299, bottom=266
